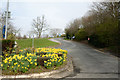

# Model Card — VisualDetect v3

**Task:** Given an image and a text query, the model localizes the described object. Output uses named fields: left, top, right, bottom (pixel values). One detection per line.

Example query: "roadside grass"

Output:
left=16, top=38, right=59, bottom=49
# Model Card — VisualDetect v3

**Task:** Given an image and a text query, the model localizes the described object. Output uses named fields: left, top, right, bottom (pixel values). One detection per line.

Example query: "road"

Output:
left=54, top=38, right=119, bottom=78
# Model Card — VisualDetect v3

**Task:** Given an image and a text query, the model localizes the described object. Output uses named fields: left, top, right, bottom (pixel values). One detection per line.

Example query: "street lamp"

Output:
left=32, top=35, right=34, bottom=48
left=5, top=0, right=10, bottom=39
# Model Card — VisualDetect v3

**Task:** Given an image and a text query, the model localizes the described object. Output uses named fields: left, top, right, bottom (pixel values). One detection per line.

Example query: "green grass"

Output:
left=16, top=38, right=59, bottom=49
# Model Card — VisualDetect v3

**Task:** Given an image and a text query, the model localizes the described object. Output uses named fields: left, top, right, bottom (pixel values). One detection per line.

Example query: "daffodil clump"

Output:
left=36, top=48, right=67, bottom=68
left=1, top=52, right=37, bottom=73
left=43, top=53, right=67, bottom=68
left=0, top=48, right=67, bottom=73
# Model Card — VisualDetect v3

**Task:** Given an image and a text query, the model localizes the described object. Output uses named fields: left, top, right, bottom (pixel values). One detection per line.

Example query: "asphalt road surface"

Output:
left=54, top=38, right=119, bottom=78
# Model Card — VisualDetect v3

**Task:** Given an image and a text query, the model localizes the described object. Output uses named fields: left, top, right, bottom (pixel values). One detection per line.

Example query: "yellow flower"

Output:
left=12, top=66, right=14, bottom=68
left=25, top=67, right=27, bottom=69
left=18, top=65, right=20, bottom=67
left=19, top=50, right=23, bottom=52
left=42, top=55, right=44, bottom=57
left=22, top=67, right=24, bottom=68
left=1, top=64, right=3, bottom=67
left=25, top=57, right=27, bottom=59
left=14, top=63, right=17, bottom=65
left=35, top=63, right=37, bottom=65
left=30, top=62, right=33, bottom=64
left=5, top=54, right=8, bottom=56
left=34, top=59, right=37, bottom=61
left=4, top=60, right=7, bottom=63
left=44, top=61, right=47, bottom=63
left=28, top=65, right=29, bottom=67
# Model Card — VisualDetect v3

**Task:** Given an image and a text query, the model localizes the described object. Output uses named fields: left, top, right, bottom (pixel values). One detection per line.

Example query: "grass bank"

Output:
left=16, top=38, right=59, bottom=49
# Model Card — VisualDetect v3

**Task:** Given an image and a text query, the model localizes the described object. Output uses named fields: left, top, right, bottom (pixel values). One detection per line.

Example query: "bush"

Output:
left=7, top=34, right=16, bottom=40
left=75, top=28, right=87, bottom=41
left=2, top=39, right=15, bottom=51
left=61, top=34, right=66, bottom=37
left=88, top=34, right=106, bottom=48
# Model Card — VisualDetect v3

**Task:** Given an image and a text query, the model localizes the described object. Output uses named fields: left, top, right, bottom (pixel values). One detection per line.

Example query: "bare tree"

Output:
left=23, top=35, right=27, bottom=39
left=17, top=33, right=22, bottom=39
left=32, top=16, right=48, bottom=38
left=50, top=28, right=63, bottom=37
left=65, top=19, right=81, bottom=39
left=0, top=11, right=20, bottom=39
left=27, top=31, right=35, bottom=38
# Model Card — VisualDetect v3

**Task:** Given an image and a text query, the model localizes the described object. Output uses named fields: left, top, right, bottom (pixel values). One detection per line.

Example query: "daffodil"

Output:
left=34, top=59, right=37, bottom=61
left=44, top=61, right=47, bottom=63
left=1, top=64, right=3, bottom=67
left=30, top=62, right=33, bottom=64
left=18, top=65, right=20, bottom=67
left=25, top=67, right=27, bottom=69
left=35, top=63, right=37, bottom=65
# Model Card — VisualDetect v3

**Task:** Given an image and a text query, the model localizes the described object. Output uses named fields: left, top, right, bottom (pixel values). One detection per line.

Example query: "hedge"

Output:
left=2, top=39, right=15, bottom=51
left=88, top=34, right=106, bottom=48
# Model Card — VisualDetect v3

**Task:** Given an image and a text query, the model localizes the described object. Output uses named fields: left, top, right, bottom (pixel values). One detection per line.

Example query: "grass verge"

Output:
left=16, top=38, right=59, bottom=49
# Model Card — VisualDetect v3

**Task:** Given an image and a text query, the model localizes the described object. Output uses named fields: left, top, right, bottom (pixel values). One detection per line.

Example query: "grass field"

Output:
left=16, top=38, right=59, bottom=49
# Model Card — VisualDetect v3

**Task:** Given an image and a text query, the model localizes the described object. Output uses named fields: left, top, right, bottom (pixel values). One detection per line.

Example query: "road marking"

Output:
left=94, top=49, right=105, bottom=53
left=94, top=49, right=119, bottom=59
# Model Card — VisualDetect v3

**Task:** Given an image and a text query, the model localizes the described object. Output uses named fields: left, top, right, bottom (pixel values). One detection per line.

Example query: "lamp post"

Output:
left=32, top=35, right=34, bottom=48
left=5, top=0, right=9, bottom=39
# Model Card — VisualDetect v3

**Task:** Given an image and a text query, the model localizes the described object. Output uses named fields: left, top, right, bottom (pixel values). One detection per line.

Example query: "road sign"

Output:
left=2, top=25, right=5, bottom=39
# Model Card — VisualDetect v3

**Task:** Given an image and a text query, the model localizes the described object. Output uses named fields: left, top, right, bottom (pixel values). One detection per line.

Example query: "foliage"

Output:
left=88, top=34, right=106, bottom=48
left=64, top=2, right=119, bottom=53
left=2, top=39, right=15, bottom=51
left=75, top=28, right=87, bottom=41
left=65, top=19, right=81, bottom=39
left=60, top=34, right=66, bottom=37
left=7, top=33, right=16, bottom=40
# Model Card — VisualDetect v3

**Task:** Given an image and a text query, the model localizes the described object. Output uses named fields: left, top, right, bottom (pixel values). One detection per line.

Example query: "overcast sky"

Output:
left=0, top=0, right=94, bottom=36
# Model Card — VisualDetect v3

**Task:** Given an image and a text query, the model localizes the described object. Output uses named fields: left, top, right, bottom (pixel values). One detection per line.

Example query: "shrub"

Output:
left=61, top=34, right=66, bottom=37
left=75, top=28, right=87, bottom=41
left=7, top=34, right=16, bottom=40
left=88, top=34, right=106, bottom=48
left=2, top=39, right=15, bottom=51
